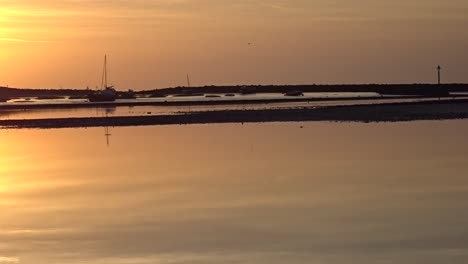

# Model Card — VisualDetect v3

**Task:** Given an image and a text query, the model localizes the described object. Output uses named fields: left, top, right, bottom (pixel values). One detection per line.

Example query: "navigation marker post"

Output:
left=437, top=65, right=442, bottom=85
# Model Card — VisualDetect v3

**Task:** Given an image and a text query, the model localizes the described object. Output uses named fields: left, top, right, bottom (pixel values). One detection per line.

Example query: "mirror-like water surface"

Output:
left=1, top=121, right=468, bottom=264
left=1, top=96, right=465, bottom=120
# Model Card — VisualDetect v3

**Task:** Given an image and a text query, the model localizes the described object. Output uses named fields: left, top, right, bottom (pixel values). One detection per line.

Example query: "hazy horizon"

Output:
left=1, top=0, right=467, bottom=90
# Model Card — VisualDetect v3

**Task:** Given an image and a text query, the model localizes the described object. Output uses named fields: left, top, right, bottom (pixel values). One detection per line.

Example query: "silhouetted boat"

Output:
left=37, top=95, right=65, bottom=100
left=174, top=92, right=204, bottom=97
left=88, top=89, right=116, bottom=102
left=225, top=93, right=235, bottom=97
left=284, top=90, right=304, bottom=97
left=14, top=99, right=34, bottom=103
left=118, top=89, right=136, bottom=99
left=205, top=94, right=221, bottom=98
left=88, top=55, right=117, bottom=102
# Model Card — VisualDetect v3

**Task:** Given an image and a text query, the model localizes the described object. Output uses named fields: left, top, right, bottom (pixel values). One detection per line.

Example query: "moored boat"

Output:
left=88, top=87, right=116, bottom=102
left=205, top=94, right=221, bottom=98
left=88, top=55, right=117, bottom=102
left=118, top=89, right=137, bottom=99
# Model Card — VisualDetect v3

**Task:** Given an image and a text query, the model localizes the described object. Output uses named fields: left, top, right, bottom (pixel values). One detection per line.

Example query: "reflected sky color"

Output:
left=0, top=0, right=467, bottom=89
left=1, top=121, right=468, bottom=263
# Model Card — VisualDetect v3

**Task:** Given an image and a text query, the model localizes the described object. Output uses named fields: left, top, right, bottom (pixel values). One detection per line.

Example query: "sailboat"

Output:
left=88, top=55, right=117, bottom=102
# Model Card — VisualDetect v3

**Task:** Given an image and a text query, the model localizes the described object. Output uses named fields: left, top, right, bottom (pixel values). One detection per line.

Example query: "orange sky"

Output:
left=0, top=0, right=467, bottom=90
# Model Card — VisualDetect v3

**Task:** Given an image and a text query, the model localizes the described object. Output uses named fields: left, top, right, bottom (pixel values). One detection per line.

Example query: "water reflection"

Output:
left=104, top=126, right=112, bottom=147
left=1, top=97, right=466, bottom=121
left=1, top=121, right=468, bottom=264
left=103, top=108, right=114, bottom=147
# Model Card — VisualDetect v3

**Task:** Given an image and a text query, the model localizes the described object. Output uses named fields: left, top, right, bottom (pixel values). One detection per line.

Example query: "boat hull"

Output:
left=88, top=93, right=116, bottom=102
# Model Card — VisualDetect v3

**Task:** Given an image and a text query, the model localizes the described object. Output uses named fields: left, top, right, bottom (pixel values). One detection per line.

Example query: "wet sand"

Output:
left=1, top=99, right=468, bottom=129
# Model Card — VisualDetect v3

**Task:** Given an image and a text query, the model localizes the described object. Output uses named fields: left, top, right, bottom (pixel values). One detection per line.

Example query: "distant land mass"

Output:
left=1, top=83, right=468, bottom=100
left=0, top=86, right=88, bottom=99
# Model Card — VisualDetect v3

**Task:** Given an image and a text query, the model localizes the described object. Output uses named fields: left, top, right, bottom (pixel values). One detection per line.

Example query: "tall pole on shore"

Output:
left=437, top=65, right=441, bottom=85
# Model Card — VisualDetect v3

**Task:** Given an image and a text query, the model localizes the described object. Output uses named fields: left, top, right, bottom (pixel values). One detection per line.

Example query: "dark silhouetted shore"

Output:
left=1, top=83, right=468, bottom=100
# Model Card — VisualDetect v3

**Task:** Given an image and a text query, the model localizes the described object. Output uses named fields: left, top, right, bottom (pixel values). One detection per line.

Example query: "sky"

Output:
left=0, top=0, right=467, bottom=90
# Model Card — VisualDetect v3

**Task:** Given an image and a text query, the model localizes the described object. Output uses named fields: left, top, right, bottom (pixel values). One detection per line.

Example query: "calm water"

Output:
left=1, top=96, right=465, bottom=120
left=1, top=121, right=468, bottom=264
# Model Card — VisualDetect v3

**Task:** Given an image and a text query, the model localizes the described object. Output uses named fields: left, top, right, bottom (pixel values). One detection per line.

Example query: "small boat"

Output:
left=205, top=94, right=221, bottom=98
left=225, top=93, right=235, bottom=97
left=118, top=89, right=136, bottom=99
left=174, top=92, right=204, bottom=97
left=284, top=90, right=304, bottom=97
left=88, top=55, right=117, bottom=102
left=37, top=95, right=65, bottom=100
left=14, top=99, right=34, bottom=103
left=88, top=87, right=116, bottom=102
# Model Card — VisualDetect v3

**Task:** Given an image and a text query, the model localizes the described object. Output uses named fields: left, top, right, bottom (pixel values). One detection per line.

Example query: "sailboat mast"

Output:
left=186, top=74, right=191, bottom=88
left=101, top=55, right=108, bottom=90
left=104, top=55, right=107, bottom=88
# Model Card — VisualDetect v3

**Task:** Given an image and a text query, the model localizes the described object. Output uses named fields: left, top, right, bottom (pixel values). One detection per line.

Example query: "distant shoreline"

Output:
left=1, top=83, right=467, bottom=99
left=2, top=99, right=468, bottom=129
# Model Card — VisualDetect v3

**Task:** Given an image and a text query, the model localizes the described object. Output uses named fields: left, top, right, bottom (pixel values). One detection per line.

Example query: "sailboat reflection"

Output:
left=101, top=107, right=115, bottom=147
left=104, top=125, right=112, bottom=147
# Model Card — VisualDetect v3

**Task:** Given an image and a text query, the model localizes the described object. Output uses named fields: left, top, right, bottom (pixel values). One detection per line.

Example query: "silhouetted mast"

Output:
left=101, top=55, right=108, bottom=89
left=187, top=74, right=191, bottom=88
left=437, top=65, right=442, bottom=85
left=105, top=55, right=107, bottom=88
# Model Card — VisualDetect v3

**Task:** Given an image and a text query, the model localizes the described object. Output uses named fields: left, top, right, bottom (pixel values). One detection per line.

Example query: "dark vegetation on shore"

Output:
left=1, top=83, right=467, bottom=101
left=0, top=86, right=86, bottom=99
left=2, top=99, right=468, bottom=129
left=145, top=83, right=463, bottom=97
